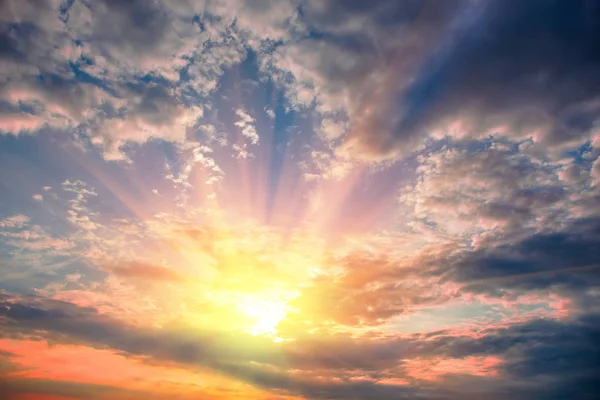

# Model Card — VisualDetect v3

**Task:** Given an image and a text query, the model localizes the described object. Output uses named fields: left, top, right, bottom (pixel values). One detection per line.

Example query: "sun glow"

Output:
left=235, top=292, right=295, bottom=337
left=166, top=227, right=324, bottom=340
left=180, top=285, right=301, bottom=341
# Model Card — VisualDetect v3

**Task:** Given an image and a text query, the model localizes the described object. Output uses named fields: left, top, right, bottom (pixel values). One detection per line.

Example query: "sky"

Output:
left=0, top=0, right=599, bottom=399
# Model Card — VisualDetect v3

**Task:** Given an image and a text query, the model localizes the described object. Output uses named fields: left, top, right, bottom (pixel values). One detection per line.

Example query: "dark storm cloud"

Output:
left=327, top=0, right=600, bottom=158
left=419, top=0, right=599, bottom=137
left=404, top=0, right=600, bottom=145
left=439, top=217, right=600, bottom=294
left=426, top=314, right=600, bottom=400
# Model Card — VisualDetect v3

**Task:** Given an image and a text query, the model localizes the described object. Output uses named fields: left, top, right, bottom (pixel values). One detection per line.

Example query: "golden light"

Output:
left=235, top=291, right=296, bottom=337
left=162, top=225, right=326, bottom=340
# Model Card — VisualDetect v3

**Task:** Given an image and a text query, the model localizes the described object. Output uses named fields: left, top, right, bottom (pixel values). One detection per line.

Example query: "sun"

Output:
left=234, top=291, right=297, bottom=337
left=171, top=227, right=319, bottom=340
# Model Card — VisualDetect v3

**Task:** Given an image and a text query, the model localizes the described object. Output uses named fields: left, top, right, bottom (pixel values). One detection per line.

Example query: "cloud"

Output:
left=0, top=72, right=202, bottom=161
left=262, top=1, right=600, bottom=161
left=0, top=295, right=211, bottom=364
left=89, top=84, right=203, bottom=159
left=1, top=292, right=598, bottom=400
left=428, top=314, right=600, bottom=400
left=63, top=0, right=206, bottom=78
left=4, top=0, right=598, bottom=163
left=0, top=0, right=76, bottom=83
left=0, top=0, right=208, bottom=158
left=0, top=213, right=75, bottom=275
left=0, top=74, right=105, bottom=137
left=318, top=118, right=347, bottom=141
left=400, top=145, right=570, bottom=241
left=263, top=0, right=465, bottom=157
left=442, top=218, right=600, bottom=296
left=402, top=355, right=502, bottom=381
left=0, top=215, right=30, bottom=229
left=360, top=0, right=600, bottom=159
left=107, top=261, right=183, bottom=282
left=278, top=252, right=457, bottom=329
left=62, top=179, right=100, bottom=231
left=234, top=108, right=259, bottom=145
left=0, top=294, right=420, bottom=398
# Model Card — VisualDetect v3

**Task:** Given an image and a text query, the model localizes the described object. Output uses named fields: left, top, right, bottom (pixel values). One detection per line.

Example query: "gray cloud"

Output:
left=359, top=0, right=600, bottom=158
left=265, top=0, right=600, bottom=159
left=428, top=314, right=600, bottom=400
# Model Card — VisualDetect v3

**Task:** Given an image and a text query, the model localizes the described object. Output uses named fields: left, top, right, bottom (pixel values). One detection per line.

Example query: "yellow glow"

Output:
left=126, top=223, right=327, bottom=342
left=236, top=292, right=291, bottom=336
left=179, top=287, right=300, bottom=341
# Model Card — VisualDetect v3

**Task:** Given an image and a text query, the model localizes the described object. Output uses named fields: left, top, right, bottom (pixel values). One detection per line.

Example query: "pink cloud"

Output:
left=403, top=356, right=503, bottom=381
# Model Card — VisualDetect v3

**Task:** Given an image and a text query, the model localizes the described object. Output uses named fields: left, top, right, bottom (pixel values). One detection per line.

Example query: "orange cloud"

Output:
left=403, top=356, right=503, bottom=381
left=108, top=261, right=184, bottom=282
